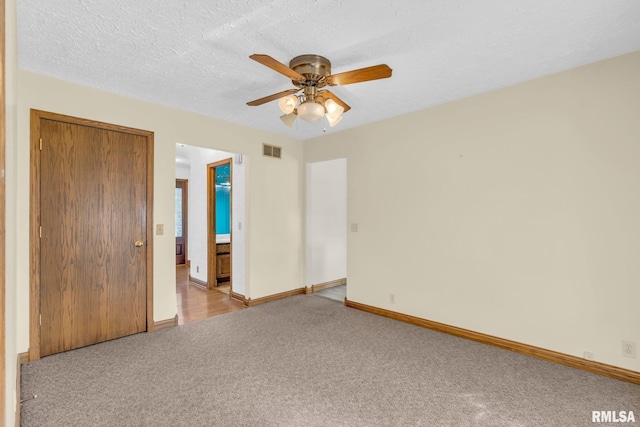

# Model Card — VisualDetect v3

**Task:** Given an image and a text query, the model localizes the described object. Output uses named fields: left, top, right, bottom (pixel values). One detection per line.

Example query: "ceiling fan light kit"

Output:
left=247, top=53, right=392, bottom=129
left=297, top=101, right=325, bottom=122
left=326, top=112, right=343, bottom=127
left=278, top=95, right=297, bottom=115
left=280, top=112, right=297, bottom=128
left=324, top=98, right=345, bottom=127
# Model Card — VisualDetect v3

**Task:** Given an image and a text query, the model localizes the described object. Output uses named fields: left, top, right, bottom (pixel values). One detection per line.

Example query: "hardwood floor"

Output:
left=176, top=265, right=244, bottom=325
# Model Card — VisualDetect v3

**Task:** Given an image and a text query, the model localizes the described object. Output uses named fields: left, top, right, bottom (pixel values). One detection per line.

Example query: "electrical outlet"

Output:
left=196, top=266, right=199, bottom=273
left=389, top=293, right=395, bottom=304
left=622, top=341, right=636, bottom=358
left=583, top=351, right=594, bottom=360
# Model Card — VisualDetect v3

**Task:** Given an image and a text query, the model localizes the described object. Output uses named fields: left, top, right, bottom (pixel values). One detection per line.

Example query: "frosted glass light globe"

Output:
left=327, top=114, right=343, bottom=127
left=324, top=98, right=344, bottom=117
left=278, top=95, right=298, bottom=114
left=297, top=101, right=325, bottom=122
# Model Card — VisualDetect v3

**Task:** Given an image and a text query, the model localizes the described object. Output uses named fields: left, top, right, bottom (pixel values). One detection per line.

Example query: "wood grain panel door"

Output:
left=39, top=118, right=149, bottom=357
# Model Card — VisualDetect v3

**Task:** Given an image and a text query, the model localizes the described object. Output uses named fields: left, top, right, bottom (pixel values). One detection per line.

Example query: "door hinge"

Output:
left=39, top=314, right=42, bottom=326
left=40, top=138, right=43, bottom=151
left=39, top=226, right=42, bottom=238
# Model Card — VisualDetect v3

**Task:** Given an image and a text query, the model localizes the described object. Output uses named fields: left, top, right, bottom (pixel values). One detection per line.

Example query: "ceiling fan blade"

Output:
left=246, top=89, right=300, bottom=106
left=326, top=64, right=392, bottom=86
left=320, top=90, right=351, bottom=113
left=249, top=54, right=306, bottom=81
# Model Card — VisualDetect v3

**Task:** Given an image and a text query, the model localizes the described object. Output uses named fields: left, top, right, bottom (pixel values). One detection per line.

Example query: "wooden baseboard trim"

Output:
left=16, top=352, right=29, bottom=427
left=345, top=299, right=640, bottom=385
left=230, top=291, right=248, bottom=306
left=188, top=276, right=208, bottom=289
left=27, top=346, right=39, bottom=362
left=18, top=352, right=28, bottom=366
left=153, top=315, right=178, bottom=331
left=246, top=287, right=305, bottom=307
left=310, top=278, right=346, bottom=293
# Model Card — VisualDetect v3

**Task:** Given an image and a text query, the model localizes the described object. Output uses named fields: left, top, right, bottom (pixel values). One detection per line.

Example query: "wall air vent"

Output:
left=263, top=143, right=282, bottom=159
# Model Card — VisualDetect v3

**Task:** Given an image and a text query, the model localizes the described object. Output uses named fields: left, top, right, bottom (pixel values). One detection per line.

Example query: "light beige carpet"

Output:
left=20, top=295, right=639, bottom=426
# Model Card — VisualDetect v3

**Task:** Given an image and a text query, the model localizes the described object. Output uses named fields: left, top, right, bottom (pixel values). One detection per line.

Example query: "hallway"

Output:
left=176, top=265, right=244, bottom=325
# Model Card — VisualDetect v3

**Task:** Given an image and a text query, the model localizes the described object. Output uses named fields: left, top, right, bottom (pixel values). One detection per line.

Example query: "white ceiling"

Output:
left=17, top=0, right=640, bottom=141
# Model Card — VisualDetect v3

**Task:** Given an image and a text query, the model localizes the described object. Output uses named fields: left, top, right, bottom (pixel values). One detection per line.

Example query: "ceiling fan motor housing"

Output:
left=289, top=54, right=332, bottom=88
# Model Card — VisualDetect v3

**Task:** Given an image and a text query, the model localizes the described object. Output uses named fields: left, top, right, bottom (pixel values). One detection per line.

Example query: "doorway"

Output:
left=306, top=158, right=348, bottom=301
left=207, top=159, right=232, bottom=291
left=175, top=144, right=246, bottom=323
left=176, top=179, right=188, bottom=265
left=29, top=110, right=154, bottom=359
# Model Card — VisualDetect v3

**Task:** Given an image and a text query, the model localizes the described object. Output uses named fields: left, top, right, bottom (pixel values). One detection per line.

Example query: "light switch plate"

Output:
left=156, top=224, right=164, bottom=235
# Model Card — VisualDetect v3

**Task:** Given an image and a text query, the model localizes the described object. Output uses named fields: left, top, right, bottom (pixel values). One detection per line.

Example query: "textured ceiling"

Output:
left=17, top=0, right=640, bottom=140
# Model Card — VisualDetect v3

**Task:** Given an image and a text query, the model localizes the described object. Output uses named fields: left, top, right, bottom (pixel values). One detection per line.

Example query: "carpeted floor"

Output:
left=21, top=295, right=639, bottom=426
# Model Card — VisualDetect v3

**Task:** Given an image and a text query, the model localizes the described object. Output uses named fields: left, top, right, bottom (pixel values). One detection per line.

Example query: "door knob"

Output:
left=134, top=240, right=144, bottom=247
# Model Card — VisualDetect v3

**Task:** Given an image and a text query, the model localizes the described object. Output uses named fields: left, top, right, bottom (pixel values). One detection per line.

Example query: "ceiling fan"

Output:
left=246, top=54, right=392, bottom=128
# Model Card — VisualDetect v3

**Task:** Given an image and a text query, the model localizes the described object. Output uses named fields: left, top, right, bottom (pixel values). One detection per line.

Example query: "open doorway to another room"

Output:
left=176, top=179, right=188, bottom=265
left=207, top=159, right=232, bottom=293
left=306, top=158, right=348, bottom=302
left=175, top=144, right=246, bottom=324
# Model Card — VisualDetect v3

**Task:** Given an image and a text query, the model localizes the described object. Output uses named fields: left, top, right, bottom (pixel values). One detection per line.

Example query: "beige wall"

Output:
left=15, top=71, right=305, bottom=352
left=5, top=0, right=18, bottom=424
left=304, top=51, right=640, bottom=371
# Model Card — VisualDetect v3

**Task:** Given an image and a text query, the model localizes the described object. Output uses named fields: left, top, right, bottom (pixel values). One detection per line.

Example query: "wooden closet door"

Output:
left=39, top=118, right=148, bottom=356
